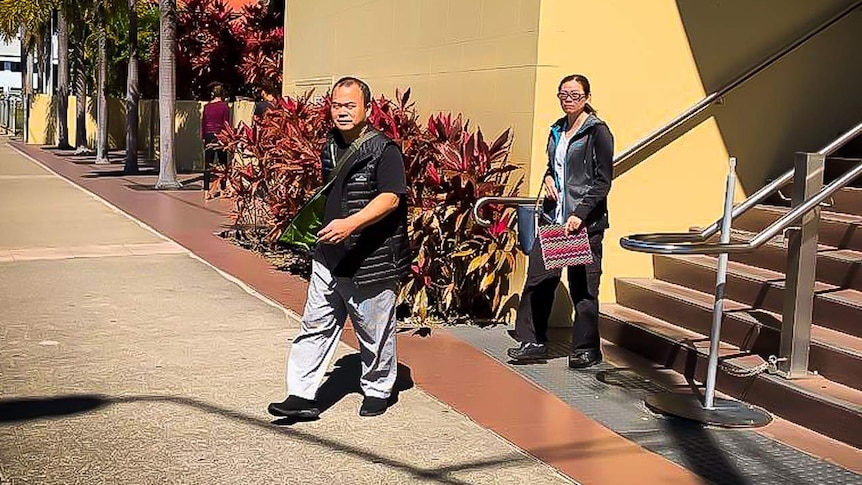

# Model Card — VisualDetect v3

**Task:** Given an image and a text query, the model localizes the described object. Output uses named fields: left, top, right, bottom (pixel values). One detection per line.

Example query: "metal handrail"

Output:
left=473, top=196, right=537, bottom=227
left=476, top=2, right=861, bottom=230
left=621, top=121, right=862, bottom=255
left=612, top=0, right=861, bottom=169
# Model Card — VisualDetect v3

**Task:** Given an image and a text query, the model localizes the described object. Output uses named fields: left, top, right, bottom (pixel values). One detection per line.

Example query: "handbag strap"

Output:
left=325, top=127, right=381, bottom=184
left=531, top=179, right=547, bottom=235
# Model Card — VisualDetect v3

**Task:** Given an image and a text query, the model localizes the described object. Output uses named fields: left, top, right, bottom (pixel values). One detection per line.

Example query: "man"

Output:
left=253, top=86, right=277, bottom=120
left=268, top=77, right=410, bottom=419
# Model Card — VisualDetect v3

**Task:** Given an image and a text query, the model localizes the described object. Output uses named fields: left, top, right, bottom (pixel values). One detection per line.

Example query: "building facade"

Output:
left=282, top=0, right=862, bottom=304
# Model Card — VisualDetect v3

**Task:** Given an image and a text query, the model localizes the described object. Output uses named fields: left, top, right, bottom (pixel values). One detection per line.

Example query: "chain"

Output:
left=718, top=357, right=769, bottom=378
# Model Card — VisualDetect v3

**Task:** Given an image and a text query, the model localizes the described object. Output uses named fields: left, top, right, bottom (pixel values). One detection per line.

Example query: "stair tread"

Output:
left=618, top=276, right=862, bottom=357
left=754, top=204, right=862, bottom=224
left=668, top=253, right=862, bottom=309
left=784, top=375, right=862, bottom=409
left=730, top=228, right=862, bottom=263
left=603, top=303, right=862, bottom=410
left=602, top=303, right=761, bottom=359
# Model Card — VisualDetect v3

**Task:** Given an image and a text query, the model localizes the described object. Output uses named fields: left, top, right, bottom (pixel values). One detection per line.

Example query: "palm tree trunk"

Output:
left=38, top=32, right=50, bottom=94
left=73, top=25, right=88, bottom=151
left=57, top=9, right=71, bottom=149
left=155, top=0, right=181, bottom=189
left=21, top=24, right=31, bottom=142
left=45, top=15, right=53, bottom=93
left=95, top=10, right=109, bottom=164
left=124, top=0, right=139, bottom=174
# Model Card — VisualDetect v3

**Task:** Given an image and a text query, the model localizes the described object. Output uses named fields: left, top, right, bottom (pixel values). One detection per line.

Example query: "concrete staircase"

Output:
left=602, top=146, right=862, bottom=448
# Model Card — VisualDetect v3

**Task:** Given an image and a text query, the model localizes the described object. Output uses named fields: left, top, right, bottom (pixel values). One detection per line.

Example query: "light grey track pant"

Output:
left=287, top=258, right=399, bottom=400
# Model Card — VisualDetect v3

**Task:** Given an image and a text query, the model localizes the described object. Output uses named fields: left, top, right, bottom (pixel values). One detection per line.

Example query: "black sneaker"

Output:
left=359, top=396, right=389, bottom=417
left=268, top=396, right=320, bottom=419
left=567, top=349, right=602, bottom=369
left=506, top=342, right=548, bottom=361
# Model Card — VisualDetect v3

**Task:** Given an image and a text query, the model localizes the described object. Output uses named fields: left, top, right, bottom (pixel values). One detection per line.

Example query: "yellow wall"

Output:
left=25, top=95, right=54, bottom=145
left=29, top=95, right=127, bottom=150
left=284, top=0, right=541, bottom=172
left=28, top=95, right=257, bottom=173
left=532, top=0, right=862, bottom=307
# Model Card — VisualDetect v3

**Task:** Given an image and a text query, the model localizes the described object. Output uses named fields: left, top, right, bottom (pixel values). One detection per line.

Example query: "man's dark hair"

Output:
left=333, top=76, right=372, bottom=106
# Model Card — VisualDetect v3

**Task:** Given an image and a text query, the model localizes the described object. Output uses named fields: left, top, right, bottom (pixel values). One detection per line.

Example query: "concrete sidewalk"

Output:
left=0, top=140, right=574, bottom=485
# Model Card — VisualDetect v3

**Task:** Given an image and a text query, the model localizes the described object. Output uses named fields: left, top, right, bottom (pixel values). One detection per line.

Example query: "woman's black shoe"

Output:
left=507, top=342, right=548, bottom=360
left=567, top=350, right=602, bottom=369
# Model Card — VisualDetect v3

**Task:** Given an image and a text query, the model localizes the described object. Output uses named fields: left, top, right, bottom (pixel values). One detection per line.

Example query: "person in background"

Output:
left=253, top=86, right=278, bottom=120
left=201, top=83, right=231, bottom=196
left=507, top=74, right=614, bottom=370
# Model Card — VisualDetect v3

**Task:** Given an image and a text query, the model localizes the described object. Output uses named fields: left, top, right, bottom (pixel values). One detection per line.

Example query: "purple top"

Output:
left=201, top=100, right=231, bottom=137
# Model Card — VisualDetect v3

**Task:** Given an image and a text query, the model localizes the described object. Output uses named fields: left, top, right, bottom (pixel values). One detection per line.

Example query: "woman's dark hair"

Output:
left=211, top=84, right=226, bottom=100
left=558, top=74, right=596, bottom=114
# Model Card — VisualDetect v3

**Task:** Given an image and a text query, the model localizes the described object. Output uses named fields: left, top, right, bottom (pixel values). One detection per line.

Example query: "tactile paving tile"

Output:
left=448, top=325, right=862, bottom=485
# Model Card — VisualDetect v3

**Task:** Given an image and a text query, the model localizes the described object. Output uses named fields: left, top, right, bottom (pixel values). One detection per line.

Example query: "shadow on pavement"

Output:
left=1, top=383, right=535, bottom=485
left=81, top=168, right=160, bottom=178
left=317, top=353, right=415, bottom=413
left=0, top=395, right=108, bottom=423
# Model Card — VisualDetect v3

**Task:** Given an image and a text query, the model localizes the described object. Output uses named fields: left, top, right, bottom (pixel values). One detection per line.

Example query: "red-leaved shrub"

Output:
left=215, top=88, right=521, bottom=323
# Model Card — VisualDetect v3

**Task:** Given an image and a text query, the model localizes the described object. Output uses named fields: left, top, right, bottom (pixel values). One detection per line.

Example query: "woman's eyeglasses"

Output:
left=557, top=91, right=587, bottom=102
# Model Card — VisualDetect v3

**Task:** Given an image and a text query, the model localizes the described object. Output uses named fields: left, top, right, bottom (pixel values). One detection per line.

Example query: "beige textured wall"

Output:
left=283, top=0, right=541, bottom=172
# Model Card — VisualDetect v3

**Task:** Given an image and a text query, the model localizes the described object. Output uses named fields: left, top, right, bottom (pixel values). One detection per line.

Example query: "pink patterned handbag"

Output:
left=537, top=224, right=593, bottom=270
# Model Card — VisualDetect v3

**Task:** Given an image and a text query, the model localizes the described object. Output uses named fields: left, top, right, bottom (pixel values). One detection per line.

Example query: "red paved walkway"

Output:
left=11, top=141, right=713, bottom=485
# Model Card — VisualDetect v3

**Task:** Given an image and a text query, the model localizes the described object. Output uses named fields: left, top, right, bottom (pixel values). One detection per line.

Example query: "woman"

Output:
left=201, top=84, right=231, bottom=194
left=507, top=74, right=614, bottom=369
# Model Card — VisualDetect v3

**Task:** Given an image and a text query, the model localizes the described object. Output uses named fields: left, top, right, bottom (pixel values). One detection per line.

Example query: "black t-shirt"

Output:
left=253, top=100, right=273, bottom=119
left=320, top=132, right=407, bottom=273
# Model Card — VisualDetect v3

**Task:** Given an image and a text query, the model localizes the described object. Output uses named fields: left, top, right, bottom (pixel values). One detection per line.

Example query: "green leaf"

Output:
left=480, top=271, right=495, bottom=292
left=466, top=253, right=489, bottom=275
left=398, top=278, right=415, bottom=305
left=450, top=249, right=475, bottom=258
left=415, top=288, right=428, bottom=321
left=442, top=284, right=454, bottom=311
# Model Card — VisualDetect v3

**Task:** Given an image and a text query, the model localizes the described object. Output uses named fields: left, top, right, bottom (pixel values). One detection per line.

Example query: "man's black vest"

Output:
left=321, top=129, right=410, bottom=286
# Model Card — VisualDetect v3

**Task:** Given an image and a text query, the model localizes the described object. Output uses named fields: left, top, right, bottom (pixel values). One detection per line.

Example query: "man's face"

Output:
left=330, top=83, right=369, bottom=132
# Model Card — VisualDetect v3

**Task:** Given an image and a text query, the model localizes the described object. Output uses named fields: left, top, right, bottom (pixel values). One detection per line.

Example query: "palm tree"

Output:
left=0, top=1, right=54, bottom=142
left=123, top=0, right=139, bottom=174
left=21, top=25, right=32, bottom=142
left=64, top=0, right=92, bottom=153
left=94, top=1, right=109, bottom=164
left=56, top=7, right=71, bottom=149
left=155, top=0, right=180, bottom=189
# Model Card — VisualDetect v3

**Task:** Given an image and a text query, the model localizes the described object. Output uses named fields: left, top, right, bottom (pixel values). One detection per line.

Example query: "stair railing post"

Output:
left=704, top=157, right=737, bottom=409
left=778, top=152, right=824, bottom=378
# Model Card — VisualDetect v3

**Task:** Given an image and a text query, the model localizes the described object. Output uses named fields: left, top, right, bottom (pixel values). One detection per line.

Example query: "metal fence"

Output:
left=0, top=95, right=25, bottom=137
